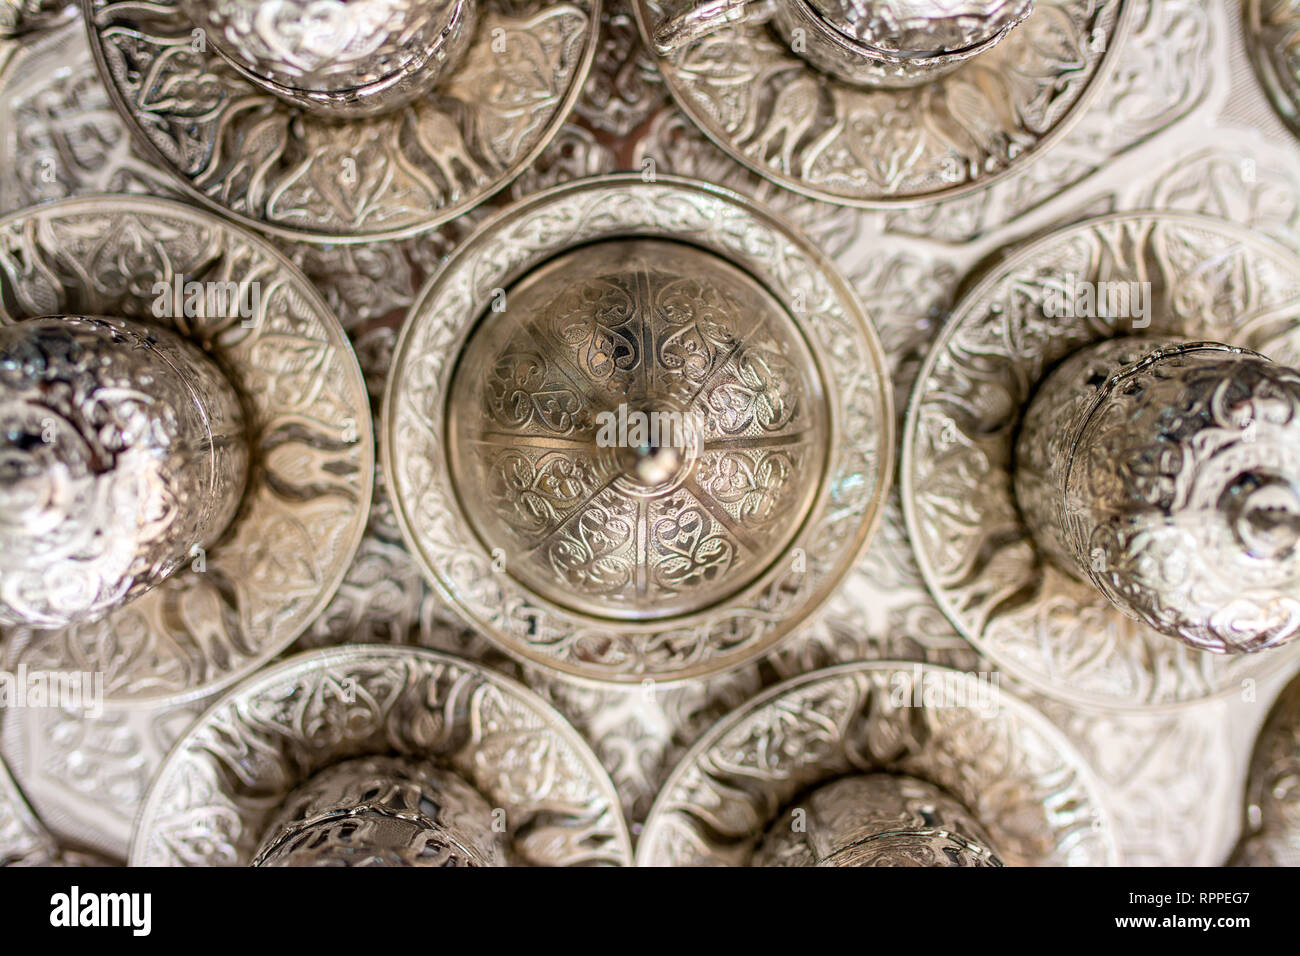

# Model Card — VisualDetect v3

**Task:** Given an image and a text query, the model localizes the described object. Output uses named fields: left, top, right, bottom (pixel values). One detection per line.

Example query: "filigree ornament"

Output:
left=637, top=661, right=1116, bottom=866
left=0, top=196, right=372, bottom=705
left=1245, top=0, right=1300, bottom=141
left=82, top=0, right=599, bottom=241
left=385, top=176, right=892, bottom=684
left=635, top=0, right=1129, bottom=207
left=903, top=211, right=1300, bottom=709
left=130, top=647, right=634, bottom=866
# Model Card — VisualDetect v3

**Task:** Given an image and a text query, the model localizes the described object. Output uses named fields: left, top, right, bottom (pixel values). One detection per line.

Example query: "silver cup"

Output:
left=252, top=755, right=507, bottom=867
left=652, top=0, right=1034, bottom=88
left=753, top=774, right=1002, bottom=866
left=0, top=316, right=248, bottom=629
left=180, top=0, right=479, bottom=117
left=1015, top=337, right=1300, bottom=655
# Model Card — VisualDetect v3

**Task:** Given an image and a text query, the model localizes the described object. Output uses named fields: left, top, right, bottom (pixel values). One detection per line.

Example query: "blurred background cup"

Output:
left=652, top=0, right=1034, bottom=88
left=752, top=774, right=1003, bottom=866
left=252, top=756, right=507, bottom=867
left=0, top=315, right=248, bottom=630
left=1015, top=337, right=1300, bottom=655
left=180, top=0, right=479, bottom=116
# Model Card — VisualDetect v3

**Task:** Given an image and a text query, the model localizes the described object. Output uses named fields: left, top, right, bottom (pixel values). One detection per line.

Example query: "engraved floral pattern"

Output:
left=0, top=197, right=372, bottom=703
left=86, top=0, right=597, bottom=240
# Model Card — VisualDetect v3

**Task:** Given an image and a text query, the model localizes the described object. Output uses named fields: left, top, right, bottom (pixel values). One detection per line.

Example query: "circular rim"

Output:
left=383, top=173, right=894, bottom=687
left=902, top=209, right=1300, bottom=713
left=636, top=660, right=1119, bottom=866
left=0, top=194, right=373, bottom=706
left=80, top=0, right=602, bottom=244
left=129, top=645, right=635, bottom=866
left=1245, top=0, right=1300, bottom=141
left=632, top=0, right=1132, bottom=209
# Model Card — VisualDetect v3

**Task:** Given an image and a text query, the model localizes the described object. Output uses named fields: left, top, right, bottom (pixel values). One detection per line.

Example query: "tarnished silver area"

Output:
left=385, top=175, right=892, bottom=685
left=178, top=0, right=478, bottom=117
left=82, top=0, right=600, bottom=242
left=0, top=196, right=372, bottom=706
left=1016, top=337, right=1300, bottom=656
left=1245, top=0, right=1300, bottom=139
left=1231, top=672, right=1300, bottom=866
left=446, top=238, right=828, bottom=622
left=638, top=662, right=1117, bottom=866
left=0, top=316, right=248, bottom=629
left=636, top=0, right=1127, bottom=206
left=753, top=773, right=1003, bottom=866
left=253, top=756, right=506, bottom=867
left=130, top=647, right=634, bottom=866
left=904, top=211, right=1300, bottom=710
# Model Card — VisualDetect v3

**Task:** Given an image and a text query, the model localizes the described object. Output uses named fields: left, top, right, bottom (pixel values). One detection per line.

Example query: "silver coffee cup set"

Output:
left=3, top=0, right=1300, bottom=868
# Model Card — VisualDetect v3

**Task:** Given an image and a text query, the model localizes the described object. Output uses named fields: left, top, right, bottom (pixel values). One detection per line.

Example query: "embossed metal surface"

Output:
left=179, top=0, right=478, bottom=116
left=637, top=661, right=1118, bottom=866
left=130, top=646, right=634, bottom=866
left=82, top=0, right=600, bottom=241
left=0, top=315, right=248, bottom=629
left=1245, top=0, right=1300, bottom=138
left=752, top=773, right=1003, bottom=866
left=0, top=196, right=373, bottom=705
left=1016, top=337, right=1300, bottom=655
left=1231, top=671, right=1300, bottom=865
left=252, top=755, right=508, bottom=867
left=446, top=238, right=829, bottom=621
left=2, top=0, right=1300, bottom=870
left=385, top=175, right=893, bottom=684
left=903, top=211, right=1300, bottom=710
left=636, top=0, right=1129, bottom=206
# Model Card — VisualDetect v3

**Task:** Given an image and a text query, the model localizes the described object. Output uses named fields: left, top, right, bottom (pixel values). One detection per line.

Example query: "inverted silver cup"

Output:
left=753, top=774, right=1003, bottom=866
left=1015, top=337, right=1300, bottom=655
left=252, top=755, right=507, bottom=867
left=0, top=315, right=248, bottom=629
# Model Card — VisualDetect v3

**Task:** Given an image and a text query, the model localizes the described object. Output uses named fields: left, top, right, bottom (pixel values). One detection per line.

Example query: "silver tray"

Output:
left=1, top=0, right=1299, bottom=868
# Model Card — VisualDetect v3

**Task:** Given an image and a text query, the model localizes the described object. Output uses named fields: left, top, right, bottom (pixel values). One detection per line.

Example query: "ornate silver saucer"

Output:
left=632, top=0, right=1130, bottom=207
left=0, top=195, right=372, bottom=705
left=1, top=0, right=75, bottom=37
left=636, top=661, right=1117, bottom=865
left=80, top=0, right=600, bottom=242
left=903, top=210, right=1300, bottom=711
left=384, top=174, right=894, bottom=685
left=1244, top=0, right=1300, bottom=140
left=129, top=646, right=634, bottom=866
left=1231, top=670, right=1300, bottom=866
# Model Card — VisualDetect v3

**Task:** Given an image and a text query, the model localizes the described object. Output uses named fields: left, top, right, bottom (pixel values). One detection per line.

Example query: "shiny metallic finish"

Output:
left=637, top=662, right=1117, bottom=866
left=83, top=0, right=601, bottom=242
left=130, top=647, right=634, bottom=866
left=1231, top=672, right=1300, bottom=866
left=0, top=316, right=247, bottom=629
left=1016, top=337, right=1300, bottom=656
left=446, top=239, right=828, bottom=622
left=654, top=0, right=1031, bottom=88
left=753, top=774, right=1002, bottom=866
left=178, top=0, right=479, bottom=117
left=903, top=211, right=1300, bottom=711
left=636, top=0, right=1128, bottom=207
left=385, top=176, right=893, bottom=685
left=1245, top=0, right=1300, bottom=140
left=0, top=196, right=373, bottom=706
left=253, top=756, right=506, bottom=867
